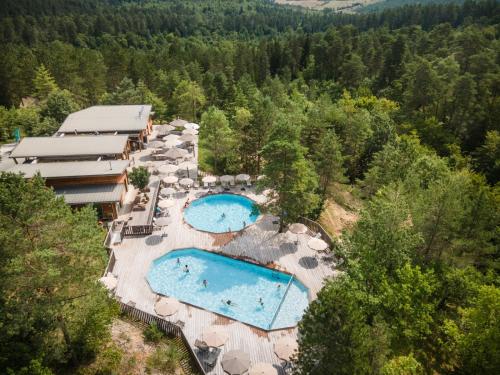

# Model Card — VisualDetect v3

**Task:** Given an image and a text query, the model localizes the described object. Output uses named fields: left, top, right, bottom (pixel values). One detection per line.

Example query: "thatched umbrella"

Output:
left=221, top=350, right=251, bottom=375
left=147, top=140, right=164, bottom=149
left=165, top=147, right=188, bottom=160
left=170, top=118, right=188, bottom=127
left=179, top=133, right=196, bottom=143
left=156, top=124, right=175, bottom=135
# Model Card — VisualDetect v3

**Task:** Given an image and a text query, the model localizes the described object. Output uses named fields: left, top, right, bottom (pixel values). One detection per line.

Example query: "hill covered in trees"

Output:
left=0, top=0, right=498, bottom=374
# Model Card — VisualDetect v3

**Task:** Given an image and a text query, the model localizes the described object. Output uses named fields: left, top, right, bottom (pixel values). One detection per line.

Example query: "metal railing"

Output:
left=268, top=274, right=295, bottom=330
left=298, top=216, right=335, bottom=248
left=123, top=224, right=154, bottom=237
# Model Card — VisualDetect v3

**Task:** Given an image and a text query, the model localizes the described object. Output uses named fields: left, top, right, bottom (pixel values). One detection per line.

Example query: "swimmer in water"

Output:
left=184, top=265, right=189, bottom=273
left=203, top=279, right=208, bottom=288
left=176, top=258, right=181, bottom=265
left=258, top=297, right=264, bottom=307
left=221, top=213, right=226, bottom=219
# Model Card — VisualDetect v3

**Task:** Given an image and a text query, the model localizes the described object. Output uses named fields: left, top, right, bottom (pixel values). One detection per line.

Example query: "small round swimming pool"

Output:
left=184, top=194, right=259, bottom=233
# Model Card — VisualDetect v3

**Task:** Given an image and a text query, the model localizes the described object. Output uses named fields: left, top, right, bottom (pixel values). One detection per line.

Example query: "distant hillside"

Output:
left=359, top=0, right=465, bottom=13
left=273, top=0, right=466, bottom=12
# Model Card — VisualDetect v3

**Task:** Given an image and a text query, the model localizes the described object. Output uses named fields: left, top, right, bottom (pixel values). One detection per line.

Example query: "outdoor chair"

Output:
left=193, top=181, right=200, bottom=189
left=246, top=180, right=252, bottom=187
left=203, top=347, right=222, bottom=368
left=203, top=181, right=209, bottom=188
left=174, top=319, right=185, bottom=329
left=229, top=180, right=236, bottom=187
left=195, top=339, right=210, bottom=352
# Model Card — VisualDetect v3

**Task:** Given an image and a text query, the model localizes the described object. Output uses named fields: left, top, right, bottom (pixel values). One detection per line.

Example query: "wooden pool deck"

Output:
left=109, top=134, right=339, bottom=374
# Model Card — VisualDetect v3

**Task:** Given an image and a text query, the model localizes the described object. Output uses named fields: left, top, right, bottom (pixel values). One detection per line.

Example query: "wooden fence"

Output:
left=118, top=301, right=206, bottom=374
left=123, top=224, right=154, bottom=237
left=298, top=216, right=335, bottom=248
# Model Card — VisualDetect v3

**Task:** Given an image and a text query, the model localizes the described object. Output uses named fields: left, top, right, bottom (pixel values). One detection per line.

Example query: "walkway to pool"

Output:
left=109, top=128, right=340, bottom=374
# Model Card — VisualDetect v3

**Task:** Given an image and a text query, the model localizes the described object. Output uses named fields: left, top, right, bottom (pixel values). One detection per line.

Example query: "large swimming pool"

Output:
left=147, top=248, right=309, bottom=330
left=184, top=194, right=259, bottom=233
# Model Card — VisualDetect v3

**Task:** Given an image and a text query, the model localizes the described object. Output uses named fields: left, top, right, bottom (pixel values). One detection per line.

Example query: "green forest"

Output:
left=0, top=0, right=498, bottom=374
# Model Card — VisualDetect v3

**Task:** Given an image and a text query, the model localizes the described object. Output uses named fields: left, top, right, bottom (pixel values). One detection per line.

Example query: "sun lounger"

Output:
left=193, top=181, right=199, bottom=189
left=203, top=181, right=209, bottom=188
left=229, top=180, right=236, bottom=187
left=246, top=180, right=252, bottom=186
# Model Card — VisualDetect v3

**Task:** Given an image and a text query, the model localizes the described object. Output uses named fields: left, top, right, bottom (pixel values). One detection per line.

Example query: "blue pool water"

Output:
left=147, top=248, right=309, bottom=330
left=184, top=194, right=259, bottom=233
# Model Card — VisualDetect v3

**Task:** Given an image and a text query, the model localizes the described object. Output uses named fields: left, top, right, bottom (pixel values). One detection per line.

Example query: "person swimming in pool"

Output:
left=221, top=213, right=226, bottom=219
left=176, top=258, right=181, bottom=265
left=184, top=265, right=189, bottom=273
left=203, top=279, right=208, bottom=288
left=222, top=299, right=236, bottom=307
left=258, top=297, right=264, bottom=307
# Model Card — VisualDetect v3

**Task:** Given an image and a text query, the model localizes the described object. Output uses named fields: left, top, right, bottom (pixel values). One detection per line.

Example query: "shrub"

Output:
left=143, top=322, right=164, bottom=343
left=129, top=166, right=150, bottom=190
left=146, top=344, right=181, bottom=374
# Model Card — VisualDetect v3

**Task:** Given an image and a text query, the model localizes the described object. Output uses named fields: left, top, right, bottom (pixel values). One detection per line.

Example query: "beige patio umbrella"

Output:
left=158, top=164, right=178, bottom=175
left=179, top=178, right=194, bottom=187
left=221, top=350, right=251, bottom=375
left=158, top=199, right=175, bottom=209
left=165, top=147, right=188, bottom=160
left=160, top=187, right=176, bottom=196
left=182, top=128, right=198, bottom=135
left=184, top=122, right=200, bottom=130
left=307, top=237, right=328, bottom=251
left=179, top=133, right=196, bottom=143
left=202, top=175, right=217, bottom=184
left=170, top=118, right=188, bottom=127
left=274, top=337, right=298, bottom=361
left=162, top=175, right=178, bottom=184
left=288, top=223, right=308, bottom=234
left=155, top=216, right=172, bottom=226
left=200, top=326, right=229, bottom=347
left=178, top=161, right=197, bottom=171
left=248, top=363, right=278, bottom=375
left=235, top=174, right=251, bottom=182
left=220, top=175, right=234, bottom=185
left=155, top=296, right=180, bottom=317
left=99, top=274, right=117, bottom=291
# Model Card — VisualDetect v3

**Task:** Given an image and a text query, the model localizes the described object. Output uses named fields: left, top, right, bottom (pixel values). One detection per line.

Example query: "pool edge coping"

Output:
left=145, top=247, right=311, bottom=332
left=181, top=192, right=264, bottom=235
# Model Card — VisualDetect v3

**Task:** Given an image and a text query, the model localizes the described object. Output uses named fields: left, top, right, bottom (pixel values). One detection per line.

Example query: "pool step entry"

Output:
left=268, top=273, right=295, bottom=330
